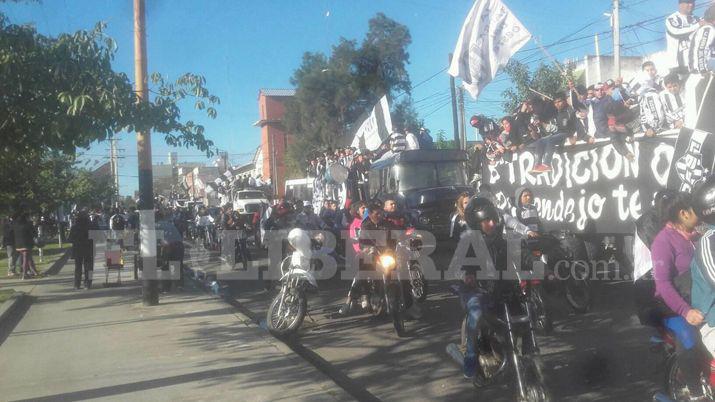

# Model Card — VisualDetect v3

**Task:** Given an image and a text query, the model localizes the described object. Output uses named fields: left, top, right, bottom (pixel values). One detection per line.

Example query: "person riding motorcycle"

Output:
left=195, top=207, right=216, bottom=246
left=691, top=175, right=715, bottom=362
left=456, top=196, right=510, bottom=380
left=221, top=203, right=251, bottom=269
left=651, top=192, right=704, bottom=400
left=338, top=200, right=389, bottom=316
left=382, top=198, right=421, bottom=319
left=295, top=200, right=326, bottom=231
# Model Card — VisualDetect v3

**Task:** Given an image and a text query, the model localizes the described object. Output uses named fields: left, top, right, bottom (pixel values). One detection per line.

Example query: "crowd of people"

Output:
left=304, top=126, right=435, bottom=209
left=469, top=1, right=715, bottom=175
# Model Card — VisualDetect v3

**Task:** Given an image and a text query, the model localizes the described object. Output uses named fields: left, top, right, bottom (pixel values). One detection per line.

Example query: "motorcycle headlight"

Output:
left=379, top=254, right=396, bottom=270
left=418, top=215, right=430, bottom=225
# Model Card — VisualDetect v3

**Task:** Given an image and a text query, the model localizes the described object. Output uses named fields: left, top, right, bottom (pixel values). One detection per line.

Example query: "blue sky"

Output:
left=2, top=0, right=690, bottom=195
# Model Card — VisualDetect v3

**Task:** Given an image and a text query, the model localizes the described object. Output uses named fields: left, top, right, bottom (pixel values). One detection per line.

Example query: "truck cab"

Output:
left=367, top=149, right=472, bottom=239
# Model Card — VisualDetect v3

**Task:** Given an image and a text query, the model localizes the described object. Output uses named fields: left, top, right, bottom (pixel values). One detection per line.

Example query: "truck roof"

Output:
left=371, top=149, right=469, bottom=170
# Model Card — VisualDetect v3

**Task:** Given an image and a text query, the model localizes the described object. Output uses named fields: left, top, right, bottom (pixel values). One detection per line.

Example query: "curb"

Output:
left=185, top=265, right=374, bottom=402
left=43, top=249, right=72, bottom=276
left=0, top=291, right=27, bottom=328
left=186, top=267, right=356, bottom=401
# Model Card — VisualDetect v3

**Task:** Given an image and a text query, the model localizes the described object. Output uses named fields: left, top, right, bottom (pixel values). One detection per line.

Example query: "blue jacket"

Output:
left=691, top=225, right=715, bottom=327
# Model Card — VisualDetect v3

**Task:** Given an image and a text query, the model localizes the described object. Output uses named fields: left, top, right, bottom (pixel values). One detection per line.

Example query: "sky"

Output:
left=2, top=0, right=698, bottom=195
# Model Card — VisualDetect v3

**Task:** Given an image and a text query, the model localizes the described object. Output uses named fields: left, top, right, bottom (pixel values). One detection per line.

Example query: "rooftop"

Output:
left=259, top=88, right=296, bottom=97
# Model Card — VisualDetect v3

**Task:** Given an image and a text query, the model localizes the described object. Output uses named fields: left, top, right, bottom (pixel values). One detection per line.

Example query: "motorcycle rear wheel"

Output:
left=266, top=290, right=307, bottom=336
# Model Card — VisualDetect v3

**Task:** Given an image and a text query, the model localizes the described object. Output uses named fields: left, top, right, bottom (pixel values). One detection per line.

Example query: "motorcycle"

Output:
left=266, top=228, right=319, bottom=336
left=201, top=224, right=218, bottom=251
left=524, top=231, right=592, bottom=315
left=448, top=276, right=551, bottom=402
left=361, top=247, right=407, bottom=337
left=650, top=327, right=715, bottom=401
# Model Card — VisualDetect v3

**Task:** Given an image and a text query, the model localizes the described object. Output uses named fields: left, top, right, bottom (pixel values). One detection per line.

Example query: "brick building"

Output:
left=254, top=89, right=295, bottom=198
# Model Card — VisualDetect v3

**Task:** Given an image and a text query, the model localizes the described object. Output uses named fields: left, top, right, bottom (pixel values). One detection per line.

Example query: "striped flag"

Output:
left=449, top=0, right=531, bottom=99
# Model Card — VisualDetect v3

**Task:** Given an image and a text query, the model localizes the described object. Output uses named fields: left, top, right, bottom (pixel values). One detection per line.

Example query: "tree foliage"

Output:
left=434, top=129, right=456, bottom=149
left=0, top=16, right=220, bottom=155
left=0, top=151, right=114, bottom=214
left=501, top=60, right=574, bottom=113
left=284, top=13, right=414, bottom=175
left=0, top=10, right=221, bottom=212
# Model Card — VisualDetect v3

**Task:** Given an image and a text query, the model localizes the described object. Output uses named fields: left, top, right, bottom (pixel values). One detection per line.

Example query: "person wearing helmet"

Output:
left=454, top=196, right=509, bottom=381
left=691, top=175, right=715, bottom=362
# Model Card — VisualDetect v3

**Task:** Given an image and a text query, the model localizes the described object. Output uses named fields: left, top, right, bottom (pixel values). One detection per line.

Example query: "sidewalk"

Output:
left=0, top=249, right=352, bottom=402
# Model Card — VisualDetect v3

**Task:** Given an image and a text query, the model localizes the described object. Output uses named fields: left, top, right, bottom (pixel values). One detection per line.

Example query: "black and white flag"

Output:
left=449, top=0, right=531, bottom=99
left=350, top=95, right=393, bottom=151
left=668, top=128, right=715, bottom=192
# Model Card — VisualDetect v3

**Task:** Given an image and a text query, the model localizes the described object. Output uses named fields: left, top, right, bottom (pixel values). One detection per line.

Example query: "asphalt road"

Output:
left=185, top=241, right=663, bottom=402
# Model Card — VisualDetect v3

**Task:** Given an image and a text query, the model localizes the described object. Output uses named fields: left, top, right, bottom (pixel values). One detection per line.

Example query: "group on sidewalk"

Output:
left=2, top=213, right=40, bottom=279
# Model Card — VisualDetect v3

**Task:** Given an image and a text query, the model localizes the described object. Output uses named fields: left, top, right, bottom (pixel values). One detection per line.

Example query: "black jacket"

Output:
left=69, top=216, right=99, bottom=247
left=13, top=221, right=35, bottom=250
left=359, top=218, right=396, bottom=252
left=2, top=221, right=14, bottom=247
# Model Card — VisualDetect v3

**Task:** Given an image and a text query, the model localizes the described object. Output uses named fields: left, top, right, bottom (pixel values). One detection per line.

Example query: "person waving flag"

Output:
left=449, top=0, right=531, bottom=99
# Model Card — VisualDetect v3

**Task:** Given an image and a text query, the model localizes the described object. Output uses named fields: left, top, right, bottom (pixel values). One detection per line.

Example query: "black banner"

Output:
left=483, top=138, right=678, bottom=234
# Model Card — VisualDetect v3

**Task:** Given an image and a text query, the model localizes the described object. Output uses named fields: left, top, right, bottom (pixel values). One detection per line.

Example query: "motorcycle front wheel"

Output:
left=529, top=286, right=553, bottom=335
left=409, top=263, right=429, bottom=302
left=387, top=284, right=406, bottom=337
left=266, top=289, right=307, bottom=336
left=518, top=356, right=551, bottom=402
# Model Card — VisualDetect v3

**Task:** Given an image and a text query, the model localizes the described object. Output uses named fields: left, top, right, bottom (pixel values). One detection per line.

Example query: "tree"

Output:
left=66, top=168, right=116, bottom=209
left=501, top=60, right=574, bottom=113
left=434, top=129, right=456, bottom=149
left=284, top=13, right=414, bottom=176
left=0, top=10, right=220, bottom=212
left=391, top=97, right=423, bottom=134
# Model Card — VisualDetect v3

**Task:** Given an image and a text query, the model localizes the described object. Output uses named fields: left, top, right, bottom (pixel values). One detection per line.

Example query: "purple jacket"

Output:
left=652, top=226, right=696, bottom=317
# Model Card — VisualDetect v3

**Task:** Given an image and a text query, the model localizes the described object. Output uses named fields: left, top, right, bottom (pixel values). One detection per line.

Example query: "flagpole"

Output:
left=533, top=38, right=567, bottom=76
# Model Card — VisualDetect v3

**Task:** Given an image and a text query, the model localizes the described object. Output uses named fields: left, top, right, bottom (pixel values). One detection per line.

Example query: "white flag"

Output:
left=449, top=0, right=531, bottom=99
left=350, top=95, right=393, bottom=151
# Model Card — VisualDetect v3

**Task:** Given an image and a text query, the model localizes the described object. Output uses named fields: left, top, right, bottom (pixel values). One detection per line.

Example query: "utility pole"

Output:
left=134, top=0, right=158, bottom=306
left=109, top=135, right=120, bottom=206
left=449, top=53, right=460, bottom=148
left=594, top=33, right=602, bottom=83
left=612, top=0, right=621, bottom=78
left=457, top=86, right=466, bottom=150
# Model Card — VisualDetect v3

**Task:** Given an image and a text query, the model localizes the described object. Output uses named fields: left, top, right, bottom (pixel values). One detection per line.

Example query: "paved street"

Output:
left=187, top=242, right=663, bottom=402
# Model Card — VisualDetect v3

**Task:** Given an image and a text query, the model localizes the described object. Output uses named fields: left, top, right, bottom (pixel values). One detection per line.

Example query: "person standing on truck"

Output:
left=666, top=0, right=703, bottom=75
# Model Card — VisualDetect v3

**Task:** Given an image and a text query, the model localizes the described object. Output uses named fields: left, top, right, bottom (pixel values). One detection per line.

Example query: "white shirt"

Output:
left=659, top=90, right=685, bottom=128
left=389, top=132, right=407, bottom=152
left=666, top=11, right=701, bottom=70
left=196, top=215, right=215, bottom=227
left=405, top=132, right=420, bottom=150
left=688, top=24, right=715, bottom=74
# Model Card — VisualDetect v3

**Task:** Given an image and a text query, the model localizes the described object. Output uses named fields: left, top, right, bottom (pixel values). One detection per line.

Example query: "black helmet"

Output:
left=465, top=197, right=503, bottom=232
left=693, top=175, right=715, bottom=225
